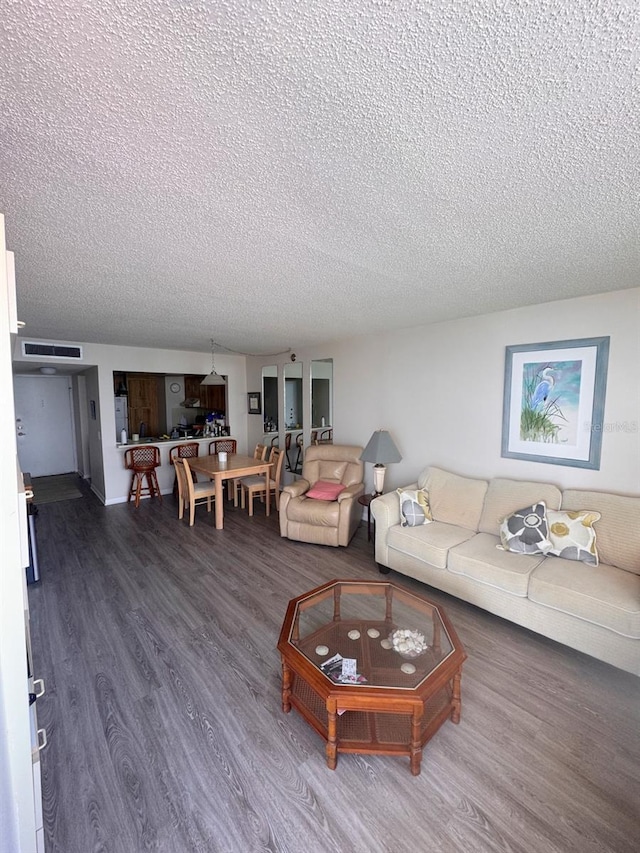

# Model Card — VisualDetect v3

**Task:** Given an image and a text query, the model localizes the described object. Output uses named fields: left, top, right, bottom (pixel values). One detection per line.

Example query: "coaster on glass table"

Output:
left=347, top=630, right=360, bottom=640
left=315, top=645, right=329, bottom=656
left=400, top=662, right=416, bottom=675
left=367, top=628, right=380, bottom=638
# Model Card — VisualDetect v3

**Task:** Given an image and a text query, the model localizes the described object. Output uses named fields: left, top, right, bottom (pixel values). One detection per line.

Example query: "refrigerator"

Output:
left=114, top=396, right=128, bottom=436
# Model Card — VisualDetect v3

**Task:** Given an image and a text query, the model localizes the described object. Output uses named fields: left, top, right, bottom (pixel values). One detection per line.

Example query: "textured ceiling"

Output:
left=1, top=0, right=638, bottom=355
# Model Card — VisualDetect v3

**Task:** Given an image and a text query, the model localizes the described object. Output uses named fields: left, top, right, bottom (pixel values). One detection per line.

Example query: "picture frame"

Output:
left=247, top=392, right=262, bottom=415
left=501, top=336, right=609, bottom=469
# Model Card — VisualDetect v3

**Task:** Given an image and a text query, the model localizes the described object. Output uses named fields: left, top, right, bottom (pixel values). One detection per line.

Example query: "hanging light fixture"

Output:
left=200, top=339, right=227, bottom=386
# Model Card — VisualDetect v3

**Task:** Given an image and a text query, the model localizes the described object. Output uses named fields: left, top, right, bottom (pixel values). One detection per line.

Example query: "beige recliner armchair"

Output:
left=279, top=444, right=365, bottom=547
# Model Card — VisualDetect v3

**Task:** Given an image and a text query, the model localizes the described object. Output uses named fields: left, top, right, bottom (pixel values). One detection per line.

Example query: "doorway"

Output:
left=14, top=375, right=77, bottom=476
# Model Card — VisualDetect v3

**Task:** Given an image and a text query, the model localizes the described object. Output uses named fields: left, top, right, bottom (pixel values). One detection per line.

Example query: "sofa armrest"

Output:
left=279, top=478, right=311, bottom=538
left=337, top=483, right=365, bottom=503
left=371, top=483, right=417, bottom=565
left=282, top=478, right=310, bottom=499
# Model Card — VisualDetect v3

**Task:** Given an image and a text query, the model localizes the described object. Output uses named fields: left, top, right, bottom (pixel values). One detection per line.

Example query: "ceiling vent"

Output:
left=21, top=341, right=84, bottom=360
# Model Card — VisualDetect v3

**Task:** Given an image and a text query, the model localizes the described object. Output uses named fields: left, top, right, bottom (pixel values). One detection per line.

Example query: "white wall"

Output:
left=72, top=374, right=91, bottom=478
left=247, top=288, right=640, bottom=495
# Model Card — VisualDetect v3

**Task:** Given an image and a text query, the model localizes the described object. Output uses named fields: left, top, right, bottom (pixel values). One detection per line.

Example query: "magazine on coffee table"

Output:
left=319, top=653, right=367, bottom=683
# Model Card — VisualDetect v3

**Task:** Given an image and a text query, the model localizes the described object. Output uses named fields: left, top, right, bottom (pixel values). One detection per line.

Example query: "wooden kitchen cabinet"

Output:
left=184, top=374, right=205, bottom=401
left=127, top=374, right=160, bottom=436
left=184, top=375, right=226, bottom=415
left=202, top=383, right=226, bottom=414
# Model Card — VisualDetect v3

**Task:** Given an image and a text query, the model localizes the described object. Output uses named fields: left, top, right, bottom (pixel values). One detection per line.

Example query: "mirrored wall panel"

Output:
left=311, top=358, right=333, bottom=442
left=262, top=365, right=278, bottom=434
left=284, top=361, right=304, bottom=473
left=284, top=361, right=303, bottom=431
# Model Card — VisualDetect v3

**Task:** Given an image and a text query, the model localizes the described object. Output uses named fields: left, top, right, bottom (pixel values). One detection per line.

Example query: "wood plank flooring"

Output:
left=28, top=483, right=640, bottom=853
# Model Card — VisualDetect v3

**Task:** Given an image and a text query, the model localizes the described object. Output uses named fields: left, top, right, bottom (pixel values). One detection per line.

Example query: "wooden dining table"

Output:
left=186, top=453, right=271, bottom=530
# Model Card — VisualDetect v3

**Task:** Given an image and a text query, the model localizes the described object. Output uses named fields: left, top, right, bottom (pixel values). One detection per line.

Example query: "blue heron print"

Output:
left=521, top=360, right=582, bottom=443
left=531, top=367, right=556, bottom=409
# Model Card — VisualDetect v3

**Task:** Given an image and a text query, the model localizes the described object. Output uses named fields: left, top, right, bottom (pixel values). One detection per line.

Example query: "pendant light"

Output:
left=200, top=339, right=227, bottom=386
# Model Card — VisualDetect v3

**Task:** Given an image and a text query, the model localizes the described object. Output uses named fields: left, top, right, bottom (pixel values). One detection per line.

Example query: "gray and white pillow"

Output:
left=499, top=502, right=552, bottom=554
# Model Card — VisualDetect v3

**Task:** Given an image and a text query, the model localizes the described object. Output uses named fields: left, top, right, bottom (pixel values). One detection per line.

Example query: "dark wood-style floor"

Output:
left=28, top=481, right=640, bottom=853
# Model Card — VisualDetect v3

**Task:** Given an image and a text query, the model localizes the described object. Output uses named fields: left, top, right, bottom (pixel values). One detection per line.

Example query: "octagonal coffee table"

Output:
left=277, top=579, right=467, bottom=775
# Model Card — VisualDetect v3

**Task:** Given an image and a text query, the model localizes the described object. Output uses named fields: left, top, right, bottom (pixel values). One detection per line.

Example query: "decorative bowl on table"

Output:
left=388, top=628, right=429, bottom=659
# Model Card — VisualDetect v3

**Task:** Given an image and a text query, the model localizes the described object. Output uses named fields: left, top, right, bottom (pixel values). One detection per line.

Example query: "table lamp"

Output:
left=360, top=430, right=402, bottom=495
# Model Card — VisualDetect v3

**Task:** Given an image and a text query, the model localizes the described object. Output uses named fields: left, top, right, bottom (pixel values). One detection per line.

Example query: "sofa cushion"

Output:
left=499, top=503, right=552, bottom=555
left=449, top=533, right=546, bottom=596
left=529, top=558, right=640, bottom=638
left=397, top=487, right=432, bottom=527
left=387, top=521, right=476, bottom=570
left=561, top=490, right=640, bottom=575
left=547, top=509, right=601, bottom=566
left=478, top=478, right=562, bottom=536
left=286, top=495, right=340, bottom=526
left=418, top=467, right=488, bottom=531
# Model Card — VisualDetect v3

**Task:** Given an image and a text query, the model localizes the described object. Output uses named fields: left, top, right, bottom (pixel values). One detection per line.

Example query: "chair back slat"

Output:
left=209, top=439, right=237, bottom=455
left=170, top=442, right=199, bottom=464
left=125, top=446, right=160, bottom=469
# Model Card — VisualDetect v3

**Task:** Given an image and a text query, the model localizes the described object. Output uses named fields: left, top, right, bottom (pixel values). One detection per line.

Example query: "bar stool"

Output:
left=169, top=442, right=199, bottom=496
left=285, top=432, right=293, bottom=471
left=293, top=433, right=303, bottom=473
left=124, top=446, right=162, bottom=507
left=208, top=438, right=237, bottom=456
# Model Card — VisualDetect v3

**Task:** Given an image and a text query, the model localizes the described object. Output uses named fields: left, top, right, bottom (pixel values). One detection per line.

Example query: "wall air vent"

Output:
left=21, top=341, right=84, bottom=360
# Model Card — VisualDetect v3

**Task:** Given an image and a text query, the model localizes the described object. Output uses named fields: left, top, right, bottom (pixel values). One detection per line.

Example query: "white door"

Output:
left=14, top=375, right=77, bottom=476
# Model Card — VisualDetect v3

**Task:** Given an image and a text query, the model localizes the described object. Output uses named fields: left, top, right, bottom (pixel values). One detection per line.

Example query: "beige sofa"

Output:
left=371, top=467, right=640, bottom=675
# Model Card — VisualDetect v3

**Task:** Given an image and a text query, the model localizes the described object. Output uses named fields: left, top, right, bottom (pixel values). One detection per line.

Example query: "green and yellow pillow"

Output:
left=547, top=509, right=601, bottom=566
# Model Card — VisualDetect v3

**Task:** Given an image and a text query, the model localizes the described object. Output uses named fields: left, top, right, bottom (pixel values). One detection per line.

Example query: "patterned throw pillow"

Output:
left=499, top=502, right=552, bottom=554
left=397, top=488, right=433, bottom=527
left=547, top=509, right=601, bottom=565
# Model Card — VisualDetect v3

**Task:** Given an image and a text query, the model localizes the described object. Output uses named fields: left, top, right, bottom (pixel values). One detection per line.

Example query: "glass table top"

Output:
left=282, top=580, right=459, bottom=690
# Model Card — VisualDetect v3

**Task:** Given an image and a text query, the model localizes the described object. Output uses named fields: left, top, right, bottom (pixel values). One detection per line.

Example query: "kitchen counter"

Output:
left=116, top=436, right=231, bottom=449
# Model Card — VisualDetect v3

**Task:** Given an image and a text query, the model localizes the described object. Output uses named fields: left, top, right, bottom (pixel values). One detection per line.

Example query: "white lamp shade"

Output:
left=200, top=371, right=226, bottom=385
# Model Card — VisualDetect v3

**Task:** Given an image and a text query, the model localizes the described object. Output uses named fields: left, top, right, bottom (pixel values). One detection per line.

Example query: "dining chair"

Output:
left=169, top=442, right=199, bottom=495
left=239, top=447, right=285, bottom=516
left=231, top=443, right=268, bottom=506
left=174, top=457, right=217, bottom=526
left=124, top=445, right=162, bottom=507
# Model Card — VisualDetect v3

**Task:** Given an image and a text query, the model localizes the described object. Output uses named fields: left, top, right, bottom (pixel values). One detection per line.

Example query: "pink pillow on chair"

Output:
left=306, top=481, right=346, bottom=501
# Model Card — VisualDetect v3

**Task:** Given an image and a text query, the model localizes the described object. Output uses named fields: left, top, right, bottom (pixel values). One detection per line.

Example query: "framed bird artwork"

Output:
left=501, top=336, right=610, bottom=469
